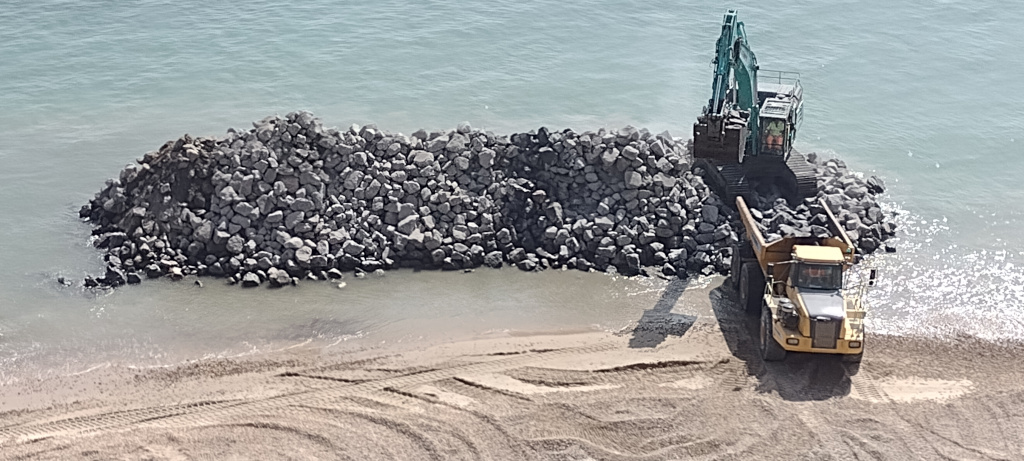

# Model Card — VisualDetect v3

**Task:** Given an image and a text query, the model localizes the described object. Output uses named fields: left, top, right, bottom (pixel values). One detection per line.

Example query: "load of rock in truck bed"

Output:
left=79, top=111, right=896, bottom=288
left=738, top=154, right=896, bottom=252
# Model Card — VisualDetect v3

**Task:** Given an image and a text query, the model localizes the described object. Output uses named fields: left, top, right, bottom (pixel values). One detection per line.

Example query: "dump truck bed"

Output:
left=734, top=196, right=855, bottom=279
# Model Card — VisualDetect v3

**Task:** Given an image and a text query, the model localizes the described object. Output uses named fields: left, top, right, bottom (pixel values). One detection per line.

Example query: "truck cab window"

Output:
left=794, top=263, right=842, bottom=290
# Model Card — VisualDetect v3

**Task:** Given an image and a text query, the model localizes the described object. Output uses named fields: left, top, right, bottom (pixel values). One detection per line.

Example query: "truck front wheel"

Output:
left=760, top=305, right=787, bottom=362
left=738, top=262, right=764, bottom=315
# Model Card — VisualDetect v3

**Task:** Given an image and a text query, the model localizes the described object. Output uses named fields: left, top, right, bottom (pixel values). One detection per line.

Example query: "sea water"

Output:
left=0, top=0, right=1022, bottom=379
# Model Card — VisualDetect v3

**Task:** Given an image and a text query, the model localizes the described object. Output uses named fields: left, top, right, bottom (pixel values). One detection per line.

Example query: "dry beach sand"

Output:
left=2, top=278, right=1023, bottom=460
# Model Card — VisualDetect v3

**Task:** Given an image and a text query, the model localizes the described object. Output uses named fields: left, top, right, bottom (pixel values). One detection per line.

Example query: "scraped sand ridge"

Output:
left=2, top=278, right=1022, bottom=460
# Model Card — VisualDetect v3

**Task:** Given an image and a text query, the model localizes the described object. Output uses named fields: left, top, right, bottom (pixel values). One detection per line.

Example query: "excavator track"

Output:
left=716, top=162, right=752, bottom=204
left=698, top=153, right=819, bottom=206
left=695, top=159, right=751, bottom=205
left=786, top=151, right=819, bottom=201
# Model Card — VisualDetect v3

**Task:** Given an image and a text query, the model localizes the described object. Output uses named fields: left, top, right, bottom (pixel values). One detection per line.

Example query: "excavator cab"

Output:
left=758, top=112, right=790, bottom=157
left=755, top=70, right=803, bottom=159
left=691, top=12, right=818, bottom=204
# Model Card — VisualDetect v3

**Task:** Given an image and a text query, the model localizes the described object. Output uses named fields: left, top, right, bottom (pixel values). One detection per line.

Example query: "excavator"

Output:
left=692, top=10, right=817, bottom=204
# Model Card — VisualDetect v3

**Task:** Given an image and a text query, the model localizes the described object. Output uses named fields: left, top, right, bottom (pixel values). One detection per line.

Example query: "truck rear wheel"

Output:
left=760, top=305, right=787, bottom=362
left=730, top=242, right=753, bottom=290
left=738, top=262, right=764, bottom=315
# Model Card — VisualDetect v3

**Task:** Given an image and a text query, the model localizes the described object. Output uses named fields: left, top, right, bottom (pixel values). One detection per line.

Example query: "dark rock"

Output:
left=484, top=251, right=504, bottom=268
left=226, top=235, right=246, bottom=254
left=241, top=272, right=261, bottom=287
left=516, top=259, right=537, bottom=271
left=866, top=175, right=886, bottom=194
left=78, top=115, right=898, bottom=291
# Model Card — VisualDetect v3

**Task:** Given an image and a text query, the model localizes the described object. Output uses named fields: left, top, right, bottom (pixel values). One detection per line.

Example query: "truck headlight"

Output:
left=786, top=338, right=799, bottom=345
left=848, top=341, right=862, bottom=348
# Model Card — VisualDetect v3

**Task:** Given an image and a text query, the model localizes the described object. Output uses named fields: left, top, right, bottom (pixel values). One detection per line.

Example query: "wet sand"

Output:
left=2, top=279, right=1024, bottom=460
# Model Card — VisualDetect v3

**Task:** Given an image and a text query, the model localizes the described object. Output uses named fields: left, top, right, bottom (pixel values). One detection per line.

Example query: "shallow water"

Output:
left=1, top=0, right=1022, bottom=378
left=0, top=268, right=685, bottom=383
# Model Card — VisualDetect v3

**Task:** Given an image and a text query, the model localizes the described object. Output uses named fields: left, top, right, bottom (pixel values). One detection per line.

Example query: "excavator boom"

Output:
left=691, top=10, right=815, bottom=204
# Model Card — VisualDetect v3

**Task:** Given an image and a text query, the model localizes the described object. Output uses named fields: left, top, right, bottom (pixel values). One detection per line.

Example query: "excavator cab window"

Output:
left=760, top=119, right=787, bottom=155
left=793, top=263, right=842, bottom=290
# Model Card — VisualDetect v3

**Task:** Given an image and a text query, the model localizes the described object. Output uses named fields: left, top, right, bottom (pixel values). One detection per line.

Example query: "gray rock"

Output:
left=342, top=240, right=365, bottom=256
left=295, top=246, right=313, bottom=264
left=624, top=170, right=642, bottom=189
left=478, top=149, right=496, bottom=168
left=194, top=221, right=214, bottom=242
left=292, top=197, right=315, bottom=212
left=285, top=211, right=305, bottom=229
left=411, top=150, right=435, bottom=167
left=484, top=251, right=503, bottom=268
left=265, top=210, right=284, bottom=224
left=268, top=268, right=292, bottom=287
left=226, top=235, right=246, bottom=254
left=866, top=175, right=886, bottom=194
left=397, top=214, right=419, bottom=235
left=516, top=259, right=537, bottom=271
left=241, top=272, right=261, bottom=288
left=508, top=248, right=527, bottom=263
left=284, top=237, right=304, bottom=250
left=844, top=185, right=868, bottom=200
left=219, top=185, right=239, bottom=202
left=860, top=237, right=879, bottom=253
left=701, top=205, right=719, bottom=223
left=496, top=228, right=512, bottom=243
left=233, top=202, right=255, bottom=217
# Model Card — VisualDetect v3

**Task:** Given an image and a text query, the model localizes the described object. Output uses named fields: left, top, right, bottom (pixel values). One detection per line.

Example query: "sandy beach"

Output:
left=2, top=279, right=1023, bottom=460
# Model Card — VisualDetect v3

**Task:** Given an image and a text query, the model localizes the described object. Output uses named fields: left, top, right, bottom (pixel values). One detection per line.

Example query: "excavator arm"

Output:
left=705, top=9, right=760, bottom=157
left=691, top=10, right=817, bottom=205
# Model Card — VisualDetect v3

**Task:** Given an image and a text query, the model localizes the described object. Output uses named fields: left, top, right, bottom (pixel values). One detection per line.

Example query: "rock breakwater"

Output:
left=79, top=112, right=895, bottom=288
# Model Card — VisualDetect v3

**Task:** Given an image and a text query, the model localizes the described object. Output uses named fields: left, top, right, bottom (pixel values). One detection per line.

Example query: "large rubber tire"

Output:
left=842, top=334, right=865, bottom=363
left=841, top=352, right=863, bottom=363
left=738, top=262, right=765, bottom=315
left=730, top=242, right=754, bottom=290
left=760, top=305, right=787, bottom=362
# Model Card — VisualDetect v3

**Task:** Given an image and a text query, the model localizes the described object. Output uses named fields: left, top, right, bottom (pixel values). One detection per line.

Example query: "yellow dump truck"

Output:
left=732, top=196, right=874, bottom=362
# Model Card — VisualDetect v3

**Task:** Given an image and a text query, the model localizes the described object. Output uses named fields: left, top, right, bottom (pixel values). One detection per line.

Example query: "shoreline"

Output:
left=3, top=286, right=1024, bottom=458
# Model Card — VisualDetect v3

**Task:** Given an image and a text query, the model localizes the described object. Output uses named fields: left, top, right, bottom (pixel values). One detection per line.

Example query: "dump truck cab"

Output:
left=733, top=196, right=872, bottom=362
left=765, top=246, right=865, bottom=360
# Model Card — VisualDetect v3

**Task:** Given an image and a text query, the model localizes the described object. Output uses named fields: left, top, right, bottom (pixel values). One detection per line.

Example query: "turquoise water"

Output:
left=1, top=1, right=1022, bottom=377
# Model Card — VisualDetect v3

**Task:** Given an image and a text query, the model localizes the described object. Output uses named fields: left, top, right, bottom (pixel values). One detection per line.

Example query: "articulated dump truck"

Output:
left=732, top=196, right=875, bottom=362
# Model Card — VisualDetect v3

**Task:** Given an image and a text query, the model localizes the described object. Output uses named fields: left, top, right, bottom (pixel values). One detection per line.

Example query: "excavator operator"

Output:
left=764, top=119, right=785, bottom=152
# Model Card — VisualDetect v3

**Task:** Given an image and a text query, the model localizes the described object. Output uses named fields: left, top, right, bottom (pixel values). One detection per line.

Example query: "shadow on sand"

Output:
left=627, top=276, right=698, bottom=349
left=709, top=276, right=861, bottom=401
left=628, top=274, right=859, bottom=401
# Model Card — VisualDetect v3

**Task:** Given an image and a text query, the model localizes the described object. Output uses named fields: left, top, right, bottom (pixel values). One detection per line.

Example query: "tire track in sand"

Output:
left=0, top=341, right=618, bottom=444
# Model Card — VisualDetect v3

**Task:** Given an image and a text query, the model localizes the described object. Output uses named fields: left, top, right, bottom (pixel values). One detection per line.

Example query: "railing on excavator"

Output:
left=759, top=69, right=801, bottom=86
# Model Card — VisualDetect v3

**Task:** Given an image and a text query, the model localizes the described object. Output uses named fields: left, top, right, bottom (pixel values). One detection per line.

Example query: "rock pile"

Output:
left=740, top=153, right=896, bottom=253
left=79, top=112, right=894, bottom=288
